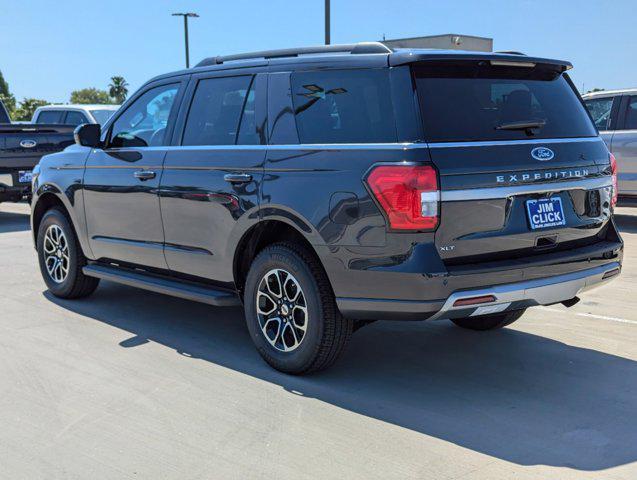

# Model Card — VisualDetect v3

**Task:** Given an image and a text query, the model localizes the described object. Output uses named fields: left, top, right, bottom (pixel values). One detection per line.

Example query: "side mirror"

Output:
left=74, top=123, right=101, bottom=148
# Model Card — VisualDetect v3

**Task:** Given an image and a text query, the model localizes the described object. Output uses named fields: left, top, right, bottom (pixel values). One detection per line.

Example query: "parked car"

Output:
left=31, top=43, right=623, bottom=374
left=0, top=99, right=75, bottom=204
left=32, top=104, right=119, bottom=127
left=582, top=89, right=637, bottom=197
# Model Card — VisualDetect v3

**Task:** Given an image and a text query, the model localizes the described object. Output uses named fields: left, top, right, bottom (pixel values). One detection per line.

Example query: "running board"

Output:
left=82, top=264, right=241, bottom=307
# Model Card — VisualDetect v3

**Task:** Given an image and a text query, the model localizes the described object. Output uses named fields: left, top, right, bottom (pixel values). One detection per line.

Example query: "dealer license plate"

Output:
left=526, top=197, right=566, bottom=230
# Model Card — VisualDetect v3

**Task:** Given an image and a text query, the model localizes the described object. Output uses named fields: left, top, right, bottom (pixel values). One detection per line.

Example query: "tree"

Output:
left=13, top=98, right=49, bottom=121
left=70, top=87, right=111, bottom=104
left=0, top=70, right=10, bottom=97
left=0, top=69, right=16, bottom=120
left=108, top=76, right=129, bottom=104
left=586, top=88, right=605, bottom=94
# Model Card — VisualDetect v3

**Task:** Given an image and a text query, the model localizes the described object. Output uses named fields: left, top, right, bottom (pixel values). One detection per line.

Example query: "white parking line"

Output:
left=539, top=306, right=637, bottom=325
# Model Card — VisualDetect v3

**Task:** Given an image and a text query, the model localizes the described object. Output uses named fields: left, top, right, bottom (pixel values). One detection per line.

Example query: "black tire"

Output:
left=451, top=309, right=526, bottom=331
left=36, top=208, right=99, bottom=299
left=244, top=243, right=353, bottom=374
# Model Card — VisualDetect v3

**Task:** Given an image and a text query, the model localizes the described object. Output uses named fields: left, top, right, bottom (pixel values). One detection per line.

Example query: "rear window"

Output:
left=36, top=110, right=64, bottom=124
left=291, top=69, right=397, bottom=144
left=414, top=62, right=596, bottom=142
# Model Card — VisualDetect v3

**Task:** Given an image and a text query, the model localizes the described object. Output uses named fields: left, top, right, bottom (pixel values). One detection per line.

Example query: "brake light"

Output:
left=366, top=165, right=439, bottom=230
left=610, top=153, right=618, bottom=208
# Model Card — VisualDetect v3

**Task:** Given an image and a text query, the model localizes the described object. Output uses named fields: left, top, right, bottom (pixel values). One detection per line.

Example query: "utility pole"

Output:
left=325, top=0, right=330, bottom=45
left=172, top=12, right=199, bottom=68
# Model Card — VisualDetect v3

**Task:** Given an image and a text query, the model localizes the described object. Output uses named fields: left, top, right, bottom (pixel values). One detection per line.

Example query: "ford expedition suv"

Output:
left=31, top=43, right=623, bottom=374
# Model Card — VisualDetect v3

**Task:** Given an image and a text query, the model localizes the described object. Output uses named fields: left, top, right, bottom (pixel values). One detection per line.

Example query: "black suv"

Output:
left=31, top=42, right=623, bottom=374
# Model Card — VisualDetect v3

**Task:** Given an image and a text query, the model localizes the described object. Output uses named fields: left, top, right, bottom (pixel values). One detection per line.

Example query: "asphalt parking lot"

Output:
left=0, top=201, right=636, bottom=480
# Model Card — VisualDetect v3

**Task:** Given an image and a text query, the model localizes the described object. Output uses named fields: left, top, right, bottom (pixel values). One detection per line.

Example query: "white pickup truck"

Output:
left=32, top=104, right=119, bottom=127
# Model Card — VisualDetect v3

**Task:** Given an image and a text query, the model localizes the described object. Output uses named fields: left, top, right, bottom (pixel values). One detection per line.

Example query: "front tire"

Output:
left=244, top=243, right=353, bottom=374
left=37, top=208, right=99, bottom=299
left=451, top=309, right=526, bottom=331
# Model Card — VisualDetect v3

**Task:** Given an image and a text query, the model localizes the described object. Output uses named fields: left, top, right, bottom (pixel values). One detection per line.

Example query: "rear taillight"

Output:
left=366, top=164, right=439, bottom=230
left=610, top=153, right=618, bottom=208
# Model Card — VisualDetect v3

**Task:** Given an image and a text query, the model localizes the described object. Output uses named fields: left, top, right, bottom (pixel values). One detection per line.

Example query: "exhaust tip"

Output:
left=602, top=267, right=621, bottom=280
left=561, top=296, right=580, bottom=308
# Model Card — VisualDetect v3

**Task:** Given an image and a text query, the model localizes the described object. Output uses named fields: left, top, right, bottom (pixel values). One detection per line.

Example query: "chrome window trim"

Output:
left=441, top=176, right=612, bottom=201
left=100, top=136, right=602, bottom=152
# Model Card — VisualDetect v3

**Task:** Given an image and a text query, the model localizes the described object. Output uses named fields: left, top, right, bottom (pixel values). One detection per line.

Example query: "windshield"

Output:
left=90, top=109, right=117, bottom=126
left=414, top=62, right=597, bottom=142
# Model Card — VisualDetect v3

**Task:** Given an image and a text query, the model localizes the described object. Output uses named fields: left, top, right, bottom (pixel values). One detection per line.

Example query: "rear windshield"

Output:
left=414, top=62, right=596, bottom=142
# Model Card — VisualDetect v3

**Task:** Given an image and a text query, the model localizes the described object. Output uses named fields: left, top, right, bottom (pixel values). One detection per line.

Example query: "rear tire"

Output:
left=36, top=208, right=99, bottom=299
left=451, top=309, right=526, bottom=331
left=244, top=243, right=353, bottom=374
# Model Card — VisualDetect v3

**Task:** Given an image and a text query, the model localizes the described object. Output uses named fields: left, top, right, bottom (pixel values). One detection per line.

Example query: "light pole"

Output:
left=172, top=12, right=199, bottom=68
left=325, top=0, right=330, bottom=45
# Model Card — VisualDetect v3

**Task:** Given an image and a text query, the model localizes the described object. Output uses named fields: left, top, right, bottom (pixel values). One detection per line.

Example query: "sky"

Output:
left=1, top=0, right=635, bottom=103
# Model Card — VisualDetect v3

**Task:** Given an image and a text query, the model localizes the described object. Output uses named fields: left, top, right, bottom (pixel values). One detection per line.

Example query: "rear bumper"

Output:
left=337, top=261, right=621, bottom=321
left=0, top=184, right=30, bottom=202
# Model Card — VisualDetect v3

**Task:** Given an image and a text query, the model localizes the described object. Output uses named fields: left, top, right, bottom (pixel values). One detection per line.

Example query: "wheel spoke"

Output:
left=262, top=317, right=282, bottom=345
left=281, top=322, right=299, bottom=351
left=256, top=290, right=277, bottom=315
left=292, top=305, right=308, bottom=331
left=265, top=270, right=283, bottom=299
left=283, top=274, right=300, bottom=301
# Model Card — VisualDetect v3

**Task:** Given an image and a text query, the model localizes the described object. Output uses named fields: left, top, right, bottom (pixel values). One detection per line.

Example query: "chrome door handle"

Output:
left=134, top=170, right=156, bottom=181
left=224, top=173, right=252, bottom=184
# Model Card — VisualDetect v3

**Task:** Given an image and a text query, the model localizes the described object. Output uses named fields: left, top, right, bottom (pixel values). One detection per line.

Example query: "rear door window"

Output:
left=584, top=97, right=614, bottom=131
left=182, top=75, right=253, bottom=146
left=65, top=111, right=89, bottom=126
left=414, top=62, right=597, bottom=142
left=36, top=110, right=64, bottom=124
left=291, top=69, right=397, bottom=144
left=621, top=96, right=637, bottom=130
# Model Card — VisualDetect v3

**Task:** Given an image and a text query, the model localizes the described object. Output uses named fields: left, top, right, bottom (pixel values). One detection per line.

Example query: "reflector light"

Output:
left=610, top=153, right=618, bottom=208
left=366, top=165, right=439, bottom=230
left=453, top=295, right=497, bottom=307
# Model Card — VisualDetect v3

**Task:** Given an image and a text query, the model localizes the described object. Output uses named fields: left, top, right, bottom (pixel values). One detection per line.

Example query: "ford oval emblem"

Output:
left=19, top=139, right=37, bottom=149
left=531, top=147, right=554, bottom=161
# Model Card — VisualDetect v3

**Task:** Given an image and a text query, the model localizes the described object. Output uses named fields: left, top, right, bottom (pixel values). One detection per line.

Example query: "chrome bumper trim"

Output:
left=429, top=262, right=621, bottom=320
left=441, top=177, right=612, bottom=202
left=0, top=174, right=13, bottom=187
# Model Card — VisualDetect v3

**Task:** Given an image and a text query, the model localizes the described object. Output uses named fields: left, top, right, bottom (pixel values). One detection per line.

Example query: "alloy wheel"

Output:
left=43, top=225, right=70, bottom=284
left=256, top=269, right=308, bottom=352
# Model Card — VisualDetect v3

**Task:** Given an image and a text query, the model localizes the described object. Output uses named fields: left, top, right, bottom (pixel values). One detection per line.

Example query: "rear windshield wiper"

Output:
left=495, top=120, right=546, bottom=135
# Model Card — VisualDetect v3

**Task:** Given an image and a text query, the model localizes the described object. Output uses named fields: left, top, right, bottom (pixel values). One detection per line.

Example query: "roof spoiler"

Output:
left=390, top=51, right=572, bottom=71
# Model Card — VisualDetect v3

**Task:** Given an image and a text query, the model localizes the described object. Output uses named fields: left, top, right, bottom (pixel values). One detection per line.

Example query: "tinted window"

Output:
left=291, top=69, right=397, bottom=144
left=414, top=62, right=597, bottom=142
left=65, top=111, right=89, bottom=126
left=90, top=109, right=116, bottom=126
left=584, top=97, right=614, bottom=130
left=182, top=76, right=253, bottom=146
left=237, top=85, right=259, bottom=145
left=36, top=110, right=64, bottom=124
left=110, top=84, right=179, bottom=148
left=623, top=96, right=637, bottom=130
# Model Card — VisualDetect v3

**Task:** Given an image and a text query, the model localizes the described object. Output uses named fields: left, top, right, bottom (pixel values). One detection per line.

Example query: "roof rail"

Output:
left=494, top=50, right=527, bottom=56
left=195, top=42, right=392, bottom=67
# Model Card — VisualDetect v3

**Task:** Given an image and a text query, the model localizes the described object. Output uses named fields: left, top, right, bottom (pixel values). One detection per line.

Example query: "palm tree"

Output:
left=108, top=76, right=129, bottom=104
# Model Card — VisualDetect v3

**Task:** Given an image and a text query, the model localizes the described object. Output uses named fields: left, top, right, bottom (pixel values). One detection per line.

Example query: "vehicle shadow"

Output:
left=0, top=209, right=30, bottom=233
left=45, top=283, right=637, bottom=472
left=615, top=214, right=637, bottom=234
